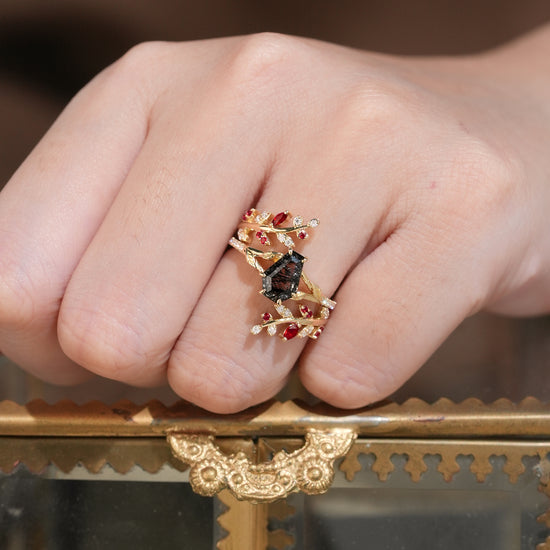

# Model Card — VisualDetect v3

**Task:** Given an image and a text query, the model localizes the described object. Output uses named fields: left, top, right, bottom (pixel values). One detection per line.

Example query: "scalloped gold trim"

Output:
left=0, top=437, right=187, bottom=475
left=340, top=439, right=549, bottom=483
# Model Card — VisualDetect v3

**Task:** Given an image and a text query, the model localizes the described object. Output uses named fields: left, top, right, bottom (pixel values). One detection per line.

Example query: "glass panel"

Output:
left=276, top=455, right=549, bottom=550
left=0, top=466, right=213, bottom=550
left=302, top=488, right=518, bottom=550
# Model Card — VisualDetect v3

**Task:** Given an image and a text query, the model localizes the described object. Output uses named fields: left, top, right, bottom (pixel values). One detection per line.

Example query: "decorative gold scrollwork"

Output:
left=167, top=429, right=356, bottom=503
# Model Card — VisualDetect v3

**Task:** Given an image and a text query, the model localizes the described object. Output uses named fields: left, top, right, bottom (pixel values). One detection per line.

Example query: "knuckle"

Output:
left=81, top=41, right=174, bottom=112
left=227, top=32, right=303, bottom=92
left=301, top=347, right=397, bottom=409
left=329, top=82, right=425, bottom=156
left=342, top=80, right=421, bottom=130
left=453, top=139, right=524, bottom=208
left=455, top=139, right=520, bottom=208
left=111, top=41, right=175, bottom=78
left=0, top=250, right=45, bottom=331
left=58, top=300, right=150, bottom=381
left=168, top=338, right=264, bottom=414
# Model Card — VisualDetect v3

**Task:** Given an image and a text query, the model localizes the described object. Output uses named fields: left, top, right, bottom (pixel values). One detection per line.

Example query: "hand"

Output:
left=1, top=31, right=550, bottom=412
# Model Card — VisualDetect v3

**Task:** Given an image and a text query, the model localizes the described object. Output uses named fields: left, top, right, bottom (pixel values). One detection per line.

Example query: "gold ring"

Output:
left=229, top=209, right=336, bottom=341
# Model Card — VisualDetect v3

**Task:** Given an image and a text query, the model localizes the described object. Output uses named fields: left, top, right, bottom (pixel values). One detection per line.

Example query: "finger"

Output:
left=0, top=44, right=162, bottom=383
left=167, top=129, right=396, bottom=412
left=299, top=219, right=487, bottom=409
left=57, top=59, right=279, bottom=387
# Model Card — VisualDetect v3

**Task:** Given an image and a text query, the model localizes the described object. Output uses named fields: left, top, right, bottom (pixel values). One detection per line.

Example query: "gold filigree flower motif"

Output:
left=189, top=459, right=226, bottom=496
left=296, top=457, right=333, bottom=494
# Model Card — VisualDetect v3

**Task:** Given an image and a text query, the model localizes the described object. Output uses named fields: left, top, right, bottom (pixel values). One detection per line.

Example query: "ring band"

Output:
left=229, top=209, right=335, bottom=341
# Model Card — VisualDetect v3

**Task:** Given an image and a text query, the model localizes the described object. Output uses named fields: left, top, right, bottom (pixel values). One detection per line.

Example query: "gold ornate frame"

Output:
left=1, top=397, right=550, bottom=549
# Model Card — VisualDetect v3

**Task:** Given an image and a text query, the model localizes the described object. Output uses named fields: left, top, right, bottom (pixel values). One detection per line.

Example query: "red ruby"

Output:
left=262, top=312, right=272, bottom=322
left=260, top=236, right=268, bottom=245
left=300, top=305, right=313, bottom=318
left=283, top=323, right=299, bottom=340
left=314, top=327, right=325, bottom=338
left=256, top=231, right=263, bottom=238
left=272, top=212, right=288, bottom=227
left=242, top=209, right=253, bottom=221
left=298, top=230, right=307, bottom=240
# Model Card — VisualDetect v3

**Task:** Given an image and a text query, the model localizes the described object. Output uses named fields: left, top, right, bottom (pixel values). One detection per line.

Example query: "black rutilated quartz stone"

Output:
left=262, top=251, right=305, bottom=303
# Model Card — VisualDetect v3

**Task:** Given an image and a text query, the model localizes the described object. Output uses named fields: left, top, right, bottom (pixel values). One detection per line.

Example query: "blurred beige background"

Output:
left=1, top=0, right=550, bottom=404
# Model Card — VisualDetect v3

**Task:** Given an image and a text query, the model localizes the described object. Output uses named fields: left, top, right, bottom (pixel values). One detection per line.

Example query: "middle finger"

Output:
left=57, top=69, right=278, bottom=386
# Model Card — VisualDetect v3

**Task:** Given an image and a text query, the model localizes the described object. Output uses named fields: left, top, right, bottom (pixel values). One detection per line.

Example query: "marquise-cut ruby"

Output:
left=283, top=323, right=299, bottom=340
left=272, top=212, right=288, bottom=226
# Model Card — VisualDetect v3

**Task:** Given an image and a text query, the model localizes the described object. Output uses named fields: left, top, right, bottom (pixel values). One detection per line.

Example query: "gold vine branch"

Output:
left=229, top=209, right=336, bottom=341
left=250, top=302, right=331, bottom=341
left=237, top=208, right=319, bottom=249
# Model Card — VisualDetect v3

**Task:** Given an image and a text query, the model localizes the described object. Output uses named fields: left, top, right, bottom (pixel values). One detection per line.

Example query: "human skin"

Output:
left=1, top=27, right=550, bottom=413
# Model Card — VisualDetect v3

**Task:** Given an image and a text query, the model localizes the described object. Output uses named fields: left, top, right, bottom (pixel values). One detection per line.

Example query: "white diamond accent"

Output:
left=320, top=307, right=330, bottom=319
left=275, top=304, right=293, bottom=318
left=276, top=233, right=286, bottom=244
left=321, top=297, right=336, bottom=309
left=229, top=238, right=246, bottom=252
left=237, top=228, right=249, bottom=242
left=251, top=325, right=262, bottom=335
left=267, top=325, right=277, bottom=336
left=298, top=325, right=315, bottom=338
left=309, top=218, right=319, bottom=227
left=256, top=211, right=271, bottom=224
left=293, top=215, right=303, bottom=227
left=284, top=236, right=295, bottom=248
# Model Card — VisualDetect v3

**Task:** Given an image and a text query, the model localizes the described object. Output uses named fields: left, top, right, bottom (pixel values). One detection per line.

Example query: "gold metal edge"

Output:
left=216, top=490, right=268, bottom=550
left=1, top=397, right=550, bottom=438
